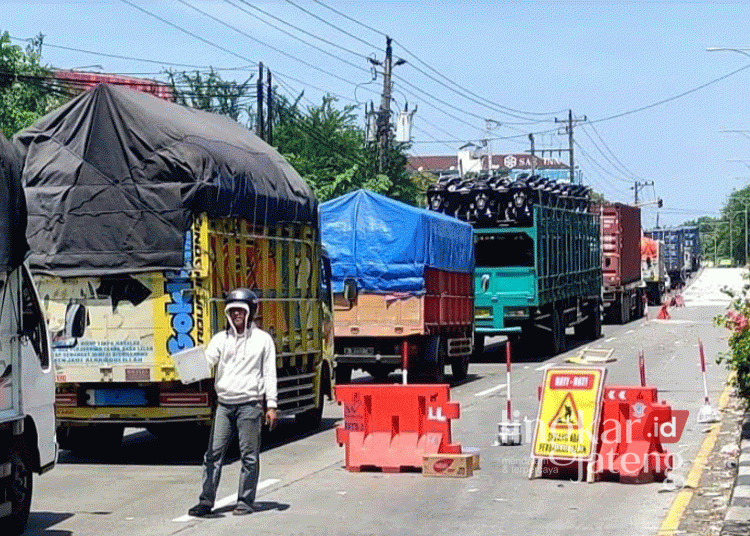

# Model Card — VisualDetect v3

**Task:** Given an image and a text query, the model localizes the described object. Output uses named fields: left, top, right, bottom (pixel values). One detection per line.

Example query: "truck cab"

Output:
left=0, top=263, right=56, bottom=534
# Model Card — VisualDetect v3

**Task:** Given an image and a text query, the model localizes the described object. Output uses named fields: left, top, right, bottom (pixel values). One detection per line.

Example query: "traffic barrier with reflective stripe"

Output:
left=335, top=384, right=462, bottom=472
left=595, top=386, right=673, bottom=483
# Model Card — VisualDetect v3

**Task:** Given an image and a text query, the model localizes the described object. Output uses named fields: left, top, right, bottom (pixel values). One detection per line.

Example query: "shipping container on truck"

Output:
left=471, top=204, right=602, bottom=357
left=0, top=135, right=56, bottom=535
left=644, top=228, right=686, bottom=288
left=320, top=190, right=474, bottom=383
left=641, top=237, right=668, bottom=305
left=681, top=226, right=701, bottom=273
left=597, top=203, right=645, bottom=324
left=16, top=84, right=333, bottom=454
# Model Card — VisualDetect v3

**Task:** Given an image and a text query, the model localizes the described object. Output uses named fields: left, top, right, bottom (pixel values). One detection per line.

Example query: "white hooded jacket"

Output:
left=204, top=302, right=278, bottom=408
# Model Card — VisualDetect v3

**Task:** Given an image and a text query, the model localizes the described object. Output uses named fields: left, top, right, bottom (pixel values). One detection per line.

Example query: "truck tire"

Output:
left=422, top=335, right=445, bottom=383
left=296, top=387, right=324, bottom=431
left=472, top=334, right=485, bottom=358
left=620, top=295, right=630, bottom=324
left=589, top=300, right=602, bottom=340
left=451, top=352, right=470, bottom=381
left=3, top=439, right=32, bottom=536
left=549, top=307, right=565, bottom=356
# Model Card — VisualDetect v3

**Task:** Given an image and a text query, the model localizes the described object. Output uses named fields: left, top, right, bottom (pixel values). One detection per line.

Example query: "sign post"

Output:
left=529, top=366, right=606, bottom=482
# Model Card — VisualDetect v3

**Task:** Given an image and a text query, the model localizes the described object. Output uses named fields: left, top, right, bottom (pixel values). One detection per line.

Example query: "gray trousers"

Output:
left=199, top=400, right=262, bottom=507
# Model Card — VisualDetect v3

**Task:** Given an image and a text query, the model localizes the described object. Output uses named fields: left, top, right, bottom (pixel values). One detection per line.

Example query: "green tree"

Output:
left=165, top=68, right=254, bottom=124
left=273, top=94, right=419, bottom=204
left=0, top=31, right=65, bottom=138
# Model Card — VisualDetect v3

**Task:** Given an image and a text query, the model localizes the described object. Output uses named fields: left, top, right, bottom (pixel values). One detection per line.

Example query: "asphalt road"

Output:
left=23, top=268, right=745, bottom=536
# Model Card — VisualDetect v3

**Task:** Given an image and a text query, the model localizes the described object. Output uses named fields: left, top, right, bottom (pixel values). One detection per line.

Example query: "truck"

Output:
left=597, top=203, right=645, bottom=324
left=16, top=83, right=334, bottom=453
left=641, top=236, right=669, bottom=305
left=644, top=228, right=686, bottom=288
left=320, top=190, right=474, bottom=383
left=0, top=134, right=56, bottom=534
left=427, top=175, right=602, bottom=357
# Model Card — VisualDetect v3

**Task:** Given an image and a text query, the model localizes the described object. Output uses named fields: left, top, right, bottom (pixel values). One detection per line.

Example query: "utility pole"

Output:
left=555, top=109, right=586, bottom=183
left=257, top=62, right=264, bottom=140
left=266, top=68, right=273, bottom=146
left=632, top=180, right=654, bottom=205
left=529, top=133, right=536, bottom=176
left=370, top=37, right=405, bottom=174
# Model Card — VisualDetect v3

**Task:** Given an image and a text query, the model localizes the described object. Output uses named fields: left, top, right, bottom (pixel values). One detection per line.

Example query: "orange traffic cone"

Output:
left=657, top=303, right=670, bottom=320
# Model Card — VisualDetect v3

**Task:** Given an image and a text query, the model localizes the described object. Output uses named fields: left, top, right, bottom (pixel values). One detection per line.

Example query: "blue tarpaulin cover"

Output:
left=320, top=190, right=474, bottom=293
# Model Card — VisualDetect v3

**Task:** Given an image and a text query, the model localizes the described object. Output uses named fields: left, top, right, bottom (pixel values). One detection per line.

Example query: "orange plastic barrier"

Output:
left=595, top=386, right=673, bottom=483
left=335, top=384, right=462, bottom=472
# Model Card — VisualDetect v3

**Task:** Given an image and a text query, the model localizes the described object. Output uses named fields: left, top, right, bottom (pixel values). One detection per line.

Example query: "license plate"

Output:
left=344, top=347, right=374, bottom=356
left=475, top=307, right=492, bottom=319
left=86, top=388, right=147, bottom=406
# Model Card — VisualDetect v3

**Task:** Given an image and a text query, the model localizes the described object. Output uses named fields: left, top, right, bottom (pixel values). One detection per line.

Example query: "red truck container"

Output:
left=599, top=203, right=645, bottom=323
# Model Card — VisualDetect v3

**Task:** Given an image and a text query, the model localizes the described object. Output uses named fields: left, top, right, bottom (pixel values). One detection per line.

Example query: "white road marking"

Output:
left=474, top=384, right=507, bottom=397
left=173, top=478, right=280, bottom=521
left=605, top=337, right=616, bottom=343
left=625, top=330, right=635, bottom=334
left=535, top=363, right=554, bottom=371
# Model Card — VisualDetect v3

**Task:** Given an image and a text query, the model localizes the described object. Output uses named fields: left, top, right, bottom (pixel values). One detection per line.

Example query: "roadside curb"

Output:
left=721, top=410, right=750, bottom=536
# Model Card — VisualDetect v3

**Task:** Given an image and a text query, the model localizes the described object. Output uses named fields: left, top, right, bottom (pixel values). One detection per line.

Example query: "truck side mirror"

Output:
left=343, top=278, right=358, bottom=303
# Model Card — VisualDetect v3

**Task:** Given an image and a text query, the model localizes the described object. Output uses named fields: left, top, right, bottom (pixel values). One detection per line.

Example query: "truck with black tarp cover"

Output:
left=321, top=190, right=474, bottom=383
left=16, top=84, right=334, bottom=453
left=0, top=134, right=56, bottom=534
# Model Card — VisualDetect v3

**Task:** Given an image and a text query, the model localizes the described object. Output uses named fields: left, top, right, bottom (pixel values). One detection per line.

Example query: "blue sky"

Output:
left=6, top=0, right=750, bottom=227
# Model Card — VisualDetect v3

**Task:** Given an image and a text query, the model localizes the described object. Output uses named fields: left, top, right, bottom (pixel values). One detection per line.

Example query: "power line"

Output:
left=174, top=0, right=363, bottom=89
left=231, top=0, right=372, bottom=62
left=9, top=35, right=247, bottom=70
left=121, top=0, right=257, bottom=65
left=578, top=125, right=635, bottom=183
left=590, top=62, right=750, bottom=124
left=309, top=0, right=387, bottom=39
left=304, top=1, right=561, bottom=122
left=583, top=123, right=642, bottom=179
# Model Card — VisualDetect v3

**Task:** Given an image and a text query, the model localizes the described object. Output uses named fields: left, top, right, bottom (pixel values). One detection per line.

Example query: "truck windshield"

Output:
left=475, top=233, right=534, bottom=268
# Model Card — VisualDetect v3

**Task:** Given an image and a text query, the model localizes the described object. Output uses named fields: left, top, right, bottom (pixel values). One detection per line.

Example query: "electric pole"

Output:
left=555, top=110, right=586, bottom=183
left=266, top=68, right=273, bottom=146
left=257, top=62, right=264, bottom=140
left=632, top=180, right=654, bottom=205
left=529, top=133, right=536, bottom=176
left=370, top=37, right=405, bottom=174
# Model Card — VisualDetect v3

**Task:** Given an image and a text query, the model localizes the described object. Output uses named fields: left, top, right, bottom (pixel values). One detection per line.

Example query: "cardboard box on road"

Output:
left=422, top=453, right=474, bottom=478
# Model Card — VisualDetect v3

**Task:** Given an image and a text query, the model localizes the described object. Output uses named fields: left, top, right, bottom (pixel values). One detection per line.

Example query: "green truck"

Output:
left=472, top=204, right=602, bottom=356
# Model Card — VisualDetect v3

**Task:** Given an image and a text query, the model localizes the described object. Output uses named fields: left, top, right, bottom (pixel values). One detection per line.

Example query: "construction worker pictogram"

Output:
left=549, top=392, right=580, bottom=433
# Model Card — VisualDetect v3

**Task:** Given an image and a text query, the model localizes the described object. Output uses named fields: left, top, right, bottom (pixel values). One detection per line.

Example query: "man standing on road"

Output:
left=188, top=288, right=278, bottom=517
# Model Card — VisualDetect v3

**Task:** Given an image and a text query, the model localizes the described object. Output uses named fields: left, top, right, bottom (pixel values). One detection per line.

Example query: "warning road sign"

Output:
left=532, top=366, right=606, bottom=461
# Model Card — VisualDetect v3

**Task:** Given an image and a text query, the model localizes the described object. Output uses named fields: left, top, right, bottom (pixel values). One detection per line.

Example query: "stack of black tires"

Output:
left=426, top=172, right=591, bottom=227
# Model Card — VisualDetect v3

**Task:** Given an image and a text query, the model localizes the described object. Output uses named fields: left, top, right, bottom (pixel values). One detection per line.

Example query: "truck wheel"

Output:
left=620, top=296, right=630, bottom=324
left=335, top=365, right=352, bottom=385
left=589, top=300, right=602, bottom=340
left=423, top=335, right=445, bottom=383
left=472, top=334, right=485, bottom=358
left=296, top=387, right=324, bottom=431
left=451, top=352, right=470, bottom=381
left=549, top=307, right=565, bottom=356
left=4, top=439, right=32, bottom=535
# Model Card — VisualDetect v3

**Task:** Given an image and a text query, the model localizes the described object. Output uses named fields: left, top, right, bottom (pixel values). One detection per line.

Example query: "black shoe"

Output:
left=232, top=503, right=256, bottom=515
left=188, top=503, right=213, bottom=517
